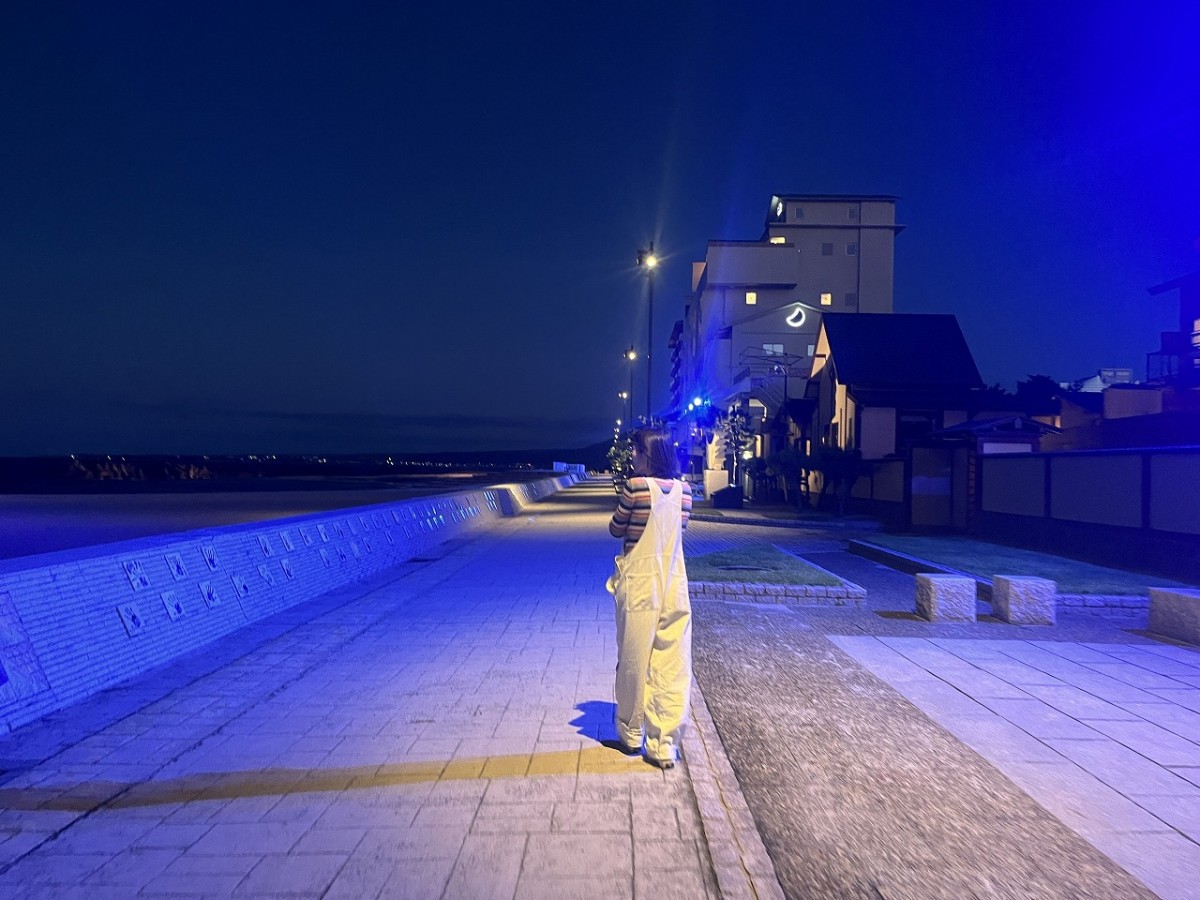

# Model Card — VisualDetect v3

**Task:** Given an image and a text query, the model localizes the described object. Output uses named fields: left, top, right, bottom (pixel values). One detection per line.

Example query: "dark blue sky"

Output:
left=2, top=1, right=1198, bottom=455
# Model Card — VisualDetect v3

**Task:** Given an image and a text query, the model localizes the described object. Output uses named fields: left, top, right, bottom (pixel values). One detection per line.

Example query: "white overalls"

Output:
left=610, top=478, right=692, bottom=764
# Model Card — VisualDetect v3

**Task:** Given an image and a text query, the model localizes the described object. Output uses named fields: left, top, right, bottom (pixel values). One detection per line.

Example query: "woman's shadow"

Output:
left=571, top=700, right=639, bottom=754
left=570, top=700, right=614, bottom=741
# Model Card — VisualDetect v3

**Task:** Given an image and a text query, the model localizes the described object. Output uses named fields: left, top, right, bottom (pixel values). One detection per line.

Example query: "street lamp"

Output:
left=624, top=347, right=637, bottom=425
left=636, top=243, right=657, bottom=420
left=618, top=390, right=630, bottom=426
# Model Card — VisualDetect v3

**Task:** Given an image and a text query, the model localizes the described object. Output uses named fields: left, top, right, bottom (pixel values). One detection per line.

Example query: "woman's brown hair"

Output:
left=630, top=426, right=679, bottom=479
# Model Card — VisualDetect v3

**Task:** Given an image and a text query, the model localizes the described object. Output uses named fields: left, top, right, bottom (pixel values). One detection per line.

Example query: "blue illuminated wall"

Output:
left=0, top=474, right=580, bottom=732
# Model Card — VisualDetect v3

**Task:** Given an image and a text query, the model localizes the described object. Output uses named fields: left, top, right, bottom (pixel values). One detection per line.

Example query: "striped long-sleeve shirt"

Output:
left=609, top=477, right=692, bottom=554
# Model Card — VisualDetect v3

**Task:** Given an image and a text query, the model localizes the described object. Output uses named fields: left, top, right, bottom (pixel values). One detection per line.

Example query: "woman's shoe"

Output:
left=646, top=755, right=676, bottom=770
left=600, top=739, right=641, bottom=756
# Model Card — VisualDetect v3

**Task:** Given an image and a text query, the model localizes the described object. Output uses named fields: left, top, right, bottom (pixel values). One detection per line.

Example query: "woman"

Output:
left=607, top=426, right=693, bottom=769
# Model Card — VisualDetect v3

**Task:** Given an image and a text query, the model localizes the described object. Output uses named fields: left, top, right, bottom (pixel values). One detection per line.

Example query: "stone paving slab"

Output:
left=0, top=481, right=755, bottom=898
left=831, top=634, right=1200, bottom=899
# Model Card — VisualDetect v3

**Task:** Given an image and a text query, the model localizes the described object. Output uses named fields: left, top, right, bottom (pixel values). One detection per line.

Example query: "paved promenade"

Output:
left=0, top=478, right=1197, bottom=898
left=0, top=480, right=766, bottom=899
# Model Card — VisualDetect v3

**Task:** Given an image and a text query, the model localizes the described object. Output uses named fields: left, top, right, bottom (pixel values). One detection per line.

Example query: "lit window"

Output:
left=769, top=236, right=785, bottom=245
left=745, top=291, right=757, bottom=305
left=820, top=292, right=832, bottom=306
left=763, top=343, right=783, bottom=356
left=846, top=243, right=858, bottom=256
left=821, top=243, right=833, bottom=256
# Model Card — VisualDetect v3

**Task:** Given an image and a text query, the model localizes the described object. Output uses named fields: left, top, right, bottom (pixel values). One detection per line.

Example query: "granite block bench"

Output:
left=915, top=573, right=976, bottom=622
left=1148, top=588, right=1200, bottom=646
left=991, top=575, right=1056, bottom=625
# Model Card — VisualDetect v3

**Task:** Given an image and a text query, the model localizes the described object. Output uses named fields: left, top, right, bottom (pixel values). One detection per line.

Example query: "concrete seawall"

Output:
left=0, top=473, right=581, bottom=732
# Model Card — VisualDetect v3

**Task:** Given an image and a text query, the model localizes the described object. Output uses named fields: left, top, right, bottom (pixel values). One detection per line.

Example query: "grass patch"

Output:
left=687, top=545, right=842, bottom=586
left=864, top=533, right=1196, bottom=595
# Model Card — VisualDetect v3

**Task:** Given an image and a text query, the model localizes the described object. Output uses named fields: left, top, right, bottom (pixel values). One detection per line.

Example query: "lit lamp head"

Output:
left=636, top=247, right=658, bottom=270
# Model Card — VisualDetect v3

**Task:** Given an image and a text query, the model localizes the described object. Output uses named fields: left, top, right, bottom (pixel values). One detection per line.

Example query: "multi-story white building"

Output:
left=671, top=194, right=902, bottom=429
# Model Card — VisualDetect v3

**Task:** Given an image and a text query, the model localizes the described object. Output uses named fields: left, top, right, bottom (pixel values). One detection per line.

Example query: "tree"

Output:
left=607, top=435, right=633, bottom=493
left=1015, top=374, right=1062, bottom=416
left=716, top=411, right=755, bottom=486
left=766, top=447, right=810, bottom=507
left=810, top=445, right=873, bottom=516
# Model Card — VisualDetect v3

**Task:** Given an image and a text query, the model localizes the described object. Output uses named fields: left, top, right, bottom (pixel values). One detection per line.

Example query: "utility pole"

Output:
left=636, top=243, right=658, bottom=421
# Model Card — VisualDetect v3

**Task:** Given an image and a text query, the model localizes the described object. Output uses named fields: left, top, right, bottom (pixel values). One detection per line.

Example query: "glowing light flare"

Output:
left=786, top=306, right=806, bottom=328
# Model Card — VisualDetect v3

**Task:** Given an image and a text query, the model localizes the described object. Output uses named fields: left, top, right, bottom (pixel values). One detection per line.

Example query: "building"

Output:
left=805, top=312, right=986, bottom=460
left=1039, top=272, right=1200, bottom=451
left=670, top=194, right=903, bottom=463
left=1148, top=270, right=1200, bottom=386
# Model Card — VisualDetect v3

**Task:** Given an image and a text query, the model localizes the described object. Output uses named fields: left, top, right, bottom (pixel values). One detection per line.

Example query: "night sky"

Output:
left=2, top=2, right=1198, bottom=456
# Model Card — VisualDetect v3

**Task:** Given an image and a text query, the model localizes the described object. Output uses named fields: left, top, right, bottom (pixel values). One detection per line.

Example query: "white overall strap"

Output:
left=659, top=480, right=685, bottom=574
left=647, top=478, right=681, bottom=558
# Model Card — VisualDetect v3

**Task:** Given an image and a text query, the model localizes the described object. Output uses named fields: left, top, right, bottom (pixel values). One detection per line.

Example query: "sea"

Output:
left=0, top=454, right=572, bottom=562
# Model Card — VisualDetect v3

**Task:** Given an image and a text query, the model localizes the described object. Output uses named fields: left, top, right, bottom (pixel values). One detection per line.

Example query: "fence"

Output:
left=846, top=447, right=1200, bottom=581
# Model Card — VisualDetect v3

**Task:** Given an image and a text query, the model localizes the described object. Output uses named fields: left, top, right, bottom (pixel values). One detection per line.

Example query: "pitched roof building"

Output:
left=807, top=313, right=985, bottom=458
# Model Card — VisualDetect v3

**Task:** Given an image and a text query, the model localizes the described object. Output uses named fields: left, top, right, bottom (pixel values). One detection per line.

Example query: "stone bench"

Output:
left=1148, top=588, right=1200, bottom=646
left=915, top=574, right=976, bottom=622
left=991, top=575, right=1056, bottom=625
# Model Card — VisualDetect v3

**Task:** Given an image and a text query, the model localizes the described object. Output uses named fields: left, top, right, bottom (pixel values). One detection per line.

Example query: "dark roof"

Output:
left=848, top=387, right=982, bottom=408
left=820, top=313, right=984, bottom=389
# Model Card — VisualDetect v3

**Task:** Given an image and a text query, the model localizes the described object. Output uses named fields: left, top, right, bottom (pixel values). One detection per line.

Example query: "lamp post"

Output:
left=624, top=347, right=637, bottom=424
left=618, top=390, right=630, bottom=427
left=636, top=243, right=657, bottom=420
